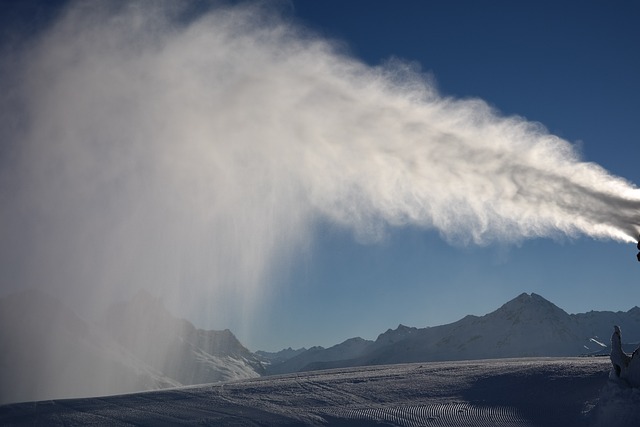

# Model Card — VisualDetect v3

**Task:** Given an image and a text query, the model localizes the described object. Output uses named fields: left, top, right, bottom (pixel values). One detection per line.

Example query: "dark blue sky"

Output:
left=247, top=0, right=640, bottom=350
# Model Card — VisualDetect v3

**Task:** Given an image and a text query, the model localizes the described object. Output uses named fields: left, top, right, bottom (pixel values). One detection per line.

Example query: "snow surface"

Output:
left=3, top=357, right=635, bottom=426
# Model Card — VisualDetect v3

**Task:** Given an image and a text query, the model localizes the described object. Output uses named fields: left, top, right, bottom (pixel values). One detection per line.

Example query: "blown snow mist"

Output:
left=3, top=0, right=640, bottom=314
left=1, top=1, right=639, bottom=396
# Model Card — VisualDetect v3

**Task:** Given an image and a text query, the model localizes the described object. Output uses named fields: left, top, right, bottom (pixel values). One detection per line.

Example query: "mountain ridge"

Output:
left=265, top=292, right=640, bottom=375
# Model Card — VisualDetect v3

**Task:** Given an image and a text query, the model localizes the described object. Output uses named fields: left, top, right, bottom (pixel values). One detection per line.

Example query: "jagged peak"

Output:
left=511, top=292, right=548, bottom=302
left=502, top=292, right=556, bottom=308
left=388, top=324, right=416, bottom=334
left=375, top=324, right=418, bottom=343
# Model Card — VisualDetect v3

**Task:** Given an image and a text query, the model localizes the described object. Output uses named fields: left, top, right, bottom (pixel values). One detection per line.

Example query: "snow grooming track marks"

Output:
left=0, top=358, right=612, bottom=426
left=324, top=403, right=532, bottom=427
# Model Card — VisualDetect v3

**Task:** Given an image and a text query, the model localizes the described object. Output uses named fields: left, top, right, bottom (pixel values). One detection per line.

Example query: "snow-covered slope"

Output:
left=269, top=293, right=640, bottom=374
left=0, top=358, right=618, bottom=426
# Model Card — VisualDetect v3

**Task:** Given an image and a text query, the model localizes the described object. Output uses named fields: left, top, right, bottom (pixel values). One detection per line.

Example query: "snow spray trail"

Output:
left=0, top=1, right=639, bottom=395
left=2, top=0, right=640, bottom=323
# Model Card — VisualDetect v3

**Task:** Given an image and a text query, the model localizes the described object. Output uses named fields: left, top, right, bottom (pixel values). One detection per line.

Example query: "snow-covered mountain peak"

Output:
left=503, top=292, right=553, bottom=307
left=496, top=292, right=568, bottom=321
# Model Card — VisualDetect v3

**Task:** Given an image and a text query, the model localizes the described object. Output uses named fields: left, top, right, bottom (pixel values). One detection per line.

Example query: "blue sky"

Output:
left=1, top=1, right=639, bottom=353
left=246, top=0, right=640, bottom=351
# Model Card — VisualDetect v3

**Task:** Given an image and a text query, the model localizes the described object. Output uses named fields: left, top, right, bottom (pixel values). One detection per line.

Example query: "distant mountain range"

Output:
left=2, top=290, right=639, bottom=405
left=265, top=293, right=640, bottom=375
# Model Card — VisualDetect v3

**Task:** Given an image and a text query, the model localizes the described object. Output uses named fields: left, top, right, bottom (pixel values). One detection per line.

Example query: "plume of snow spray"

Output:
left=0, top=1, right=639, bottom=400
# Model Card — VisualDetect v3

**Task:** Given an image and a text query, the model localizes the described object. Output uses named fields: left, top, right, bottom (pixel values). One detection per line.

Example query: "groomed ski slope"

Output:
left=0, top=357, right=627, bottom=426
